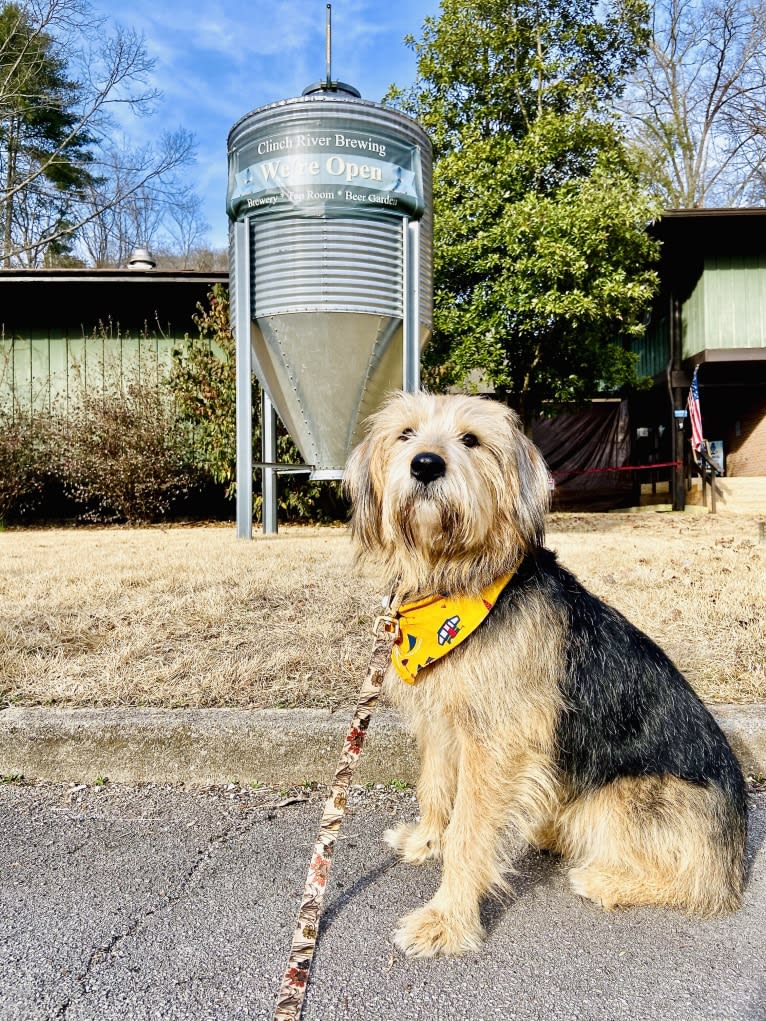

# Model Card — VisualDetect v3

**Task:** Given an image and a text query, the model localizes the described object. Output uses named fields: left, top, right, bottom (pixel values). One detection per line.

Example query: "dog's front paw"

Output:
left=383, top=822, right=442, bottom=864
left=393, top=904, right=484, bottom=958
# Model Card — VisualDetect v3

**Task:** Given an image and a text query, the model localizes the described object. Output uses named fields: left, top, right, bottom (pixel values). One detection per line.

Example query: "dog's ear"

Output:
left=344, top=435, right=384, bottom=553
left=503, top=409, right=552, bottom=546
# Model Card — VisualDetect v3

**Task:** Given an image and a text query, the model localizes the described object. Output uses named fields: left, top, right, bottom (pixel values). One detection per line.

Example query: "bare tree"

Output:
left=77, top=162, right=210, bottom=268
left=163, top=185, right=209, bottom=268
left=621, top=0, right=766, bottom=207
left=0, top=0, right=195, bottom=265
left=153, top=245, right=228, bottom=271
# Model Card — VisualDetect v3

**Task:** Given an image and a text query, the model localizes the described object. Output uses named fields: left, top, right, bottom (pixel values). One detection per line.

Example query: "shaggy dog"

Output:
left=344, top=391, right=747, bottom=959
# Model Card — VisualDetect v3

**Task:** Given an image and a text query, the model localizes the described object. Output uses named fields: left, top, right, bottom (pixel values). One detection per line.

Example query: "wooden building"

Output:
left=632, top=208, right=766, bottom=513
left=0, top=259, right=227, bottom=411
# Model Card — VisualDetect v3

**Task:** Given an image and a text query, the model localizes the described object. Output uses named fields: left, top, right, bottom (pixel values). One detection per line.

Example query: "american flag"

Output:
left=687, top=365, right=704, bottom=453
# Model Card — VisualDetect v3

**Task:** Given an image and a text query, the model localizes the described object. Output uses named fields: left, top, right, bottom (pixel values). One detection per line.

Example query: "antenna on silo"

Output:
left=302, top=1, right=361, bottom=97
left=325, top=4, right=332, bottom=89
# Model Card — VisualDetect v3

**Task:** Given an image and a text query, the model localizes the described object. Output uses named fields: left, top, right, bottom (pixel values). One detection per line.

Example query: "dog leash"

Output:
left=272, top=595, right=402, bottom=1021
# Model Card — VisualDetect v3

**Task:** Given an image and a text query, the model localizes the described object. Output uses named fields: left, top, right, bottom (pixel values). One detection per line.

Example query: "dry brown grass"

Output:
left=1, top=512, right=764, bottom=709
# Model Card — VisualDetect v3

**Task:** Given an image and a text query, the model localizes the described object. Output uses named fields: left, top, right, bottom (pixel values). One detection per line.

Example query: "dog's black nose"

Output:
left=410, top=451, right=446, bottom=484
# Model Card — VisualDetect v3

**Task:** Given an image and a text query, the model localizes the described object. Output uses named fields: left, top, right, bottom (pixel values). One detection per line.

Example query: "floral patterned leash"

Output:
left=272, top=597, right=402, bottom=1021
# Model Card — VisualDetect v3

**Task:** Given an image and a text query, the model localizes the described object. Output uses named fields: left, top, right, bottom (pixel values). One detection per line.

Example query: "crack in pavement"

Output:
left=56, top=808, right=260, bottom=1019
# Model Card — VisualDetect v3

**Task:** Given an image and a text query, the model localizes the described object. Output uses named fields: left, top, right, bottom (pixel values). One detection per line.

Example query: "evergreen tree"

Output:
left=0, top=2, right=95, bottom=264
left=0, top=0, right=194, bottom=267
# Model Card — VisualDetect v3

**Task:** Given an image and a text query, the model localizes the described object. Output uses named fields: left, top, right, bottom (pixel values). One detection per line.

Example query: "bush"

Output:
left=2, top=285, right=349, bottom=526
left=57, top=378, right=200, bottom=524
left=0, top=406, right=54, bottom=525
left=169, top=284, right=238, bottom=495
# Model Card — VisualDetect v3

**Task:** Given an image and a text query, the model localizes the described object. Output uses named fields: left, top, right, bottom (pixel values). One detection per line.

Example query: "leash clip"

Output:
left=373, top=612, right=400, bottom=641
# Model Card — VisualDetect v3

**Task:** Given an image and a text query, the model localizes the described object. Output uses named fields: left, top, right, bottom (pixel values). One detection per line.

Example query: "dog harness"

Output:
left=391, top=571, right=514, bottom=684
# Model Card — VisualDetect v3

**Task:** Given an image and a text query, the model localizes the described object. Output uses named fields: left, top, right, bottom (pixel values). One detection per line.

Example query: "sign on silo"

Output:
left=227, top=84, right=432, bottom=537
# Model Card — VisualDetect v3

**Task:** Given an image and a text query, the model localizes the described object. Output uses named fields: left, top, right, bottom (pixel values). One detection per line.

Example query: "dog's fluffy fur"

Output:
left=344, top=391, right=747, bottom=958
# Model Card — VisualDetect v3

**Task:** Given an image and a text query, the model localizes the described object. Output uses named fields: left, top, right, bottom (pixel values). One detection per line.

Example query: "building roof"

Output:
left=0, top=267, right=228, bottom=335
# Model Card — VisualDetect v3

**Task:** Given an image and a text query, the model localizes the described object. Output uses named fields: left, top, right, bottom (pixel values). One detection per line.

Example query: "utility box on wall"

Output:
left=227, top=83, right=432, bottom=535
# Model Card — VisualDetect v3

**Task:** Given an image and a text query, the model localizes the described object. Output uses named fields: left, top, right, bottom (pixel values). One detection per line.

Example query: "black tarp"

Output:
left=532, top=400, right=635, bottom=510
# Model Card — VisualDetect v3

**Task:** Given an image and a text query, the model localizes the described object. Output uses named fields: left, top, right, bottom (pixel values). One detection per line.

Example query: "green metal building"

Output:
left=2, top=216, right=764, bottom=514
left=633, top=209, right=766, bottom=511
left=0, top=259, right=227, bottom=412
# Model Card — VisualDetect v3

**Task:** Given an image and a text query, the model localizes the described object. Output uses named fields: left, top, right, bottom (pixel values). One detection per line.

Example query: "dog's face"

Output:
left=344, top=391, right=551, bottom=594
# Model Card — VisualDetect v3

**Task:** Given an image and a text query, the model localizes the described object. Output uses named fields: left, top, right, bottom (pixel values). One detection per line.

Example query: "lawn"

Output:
left=1, top=512, right=764, bottom=709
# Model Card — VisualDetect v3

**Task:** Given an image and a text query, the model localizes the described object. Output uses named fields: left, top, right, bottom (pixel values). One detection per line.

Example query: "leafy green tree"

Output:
left=389, top=0, right=660, bottom=426
left=391, top=0, right=651, bottom=153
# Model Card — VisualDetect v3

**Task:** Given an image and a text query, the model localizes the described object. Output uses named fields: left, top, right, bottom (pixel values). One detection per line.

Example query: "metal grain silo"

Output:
left=227, top=82, right=432, bottom=536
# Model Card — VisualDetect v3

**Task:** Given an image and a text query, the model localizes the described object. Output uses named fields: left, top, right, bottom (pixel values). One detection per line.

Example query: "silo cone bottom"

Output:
left=250, top=311, right=409, bottom=473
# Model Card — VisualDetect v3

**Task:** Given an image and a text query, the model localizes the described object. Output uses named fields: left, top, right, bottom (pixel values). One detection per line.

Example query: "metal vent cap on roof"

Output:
left=128, top=247, right=156, bottom=270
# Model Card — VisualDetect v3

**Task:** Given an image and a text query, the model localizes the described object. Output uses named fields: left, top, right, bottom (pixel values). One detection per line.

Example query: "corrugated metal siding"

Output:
left=682, top=271, right=706, bottom=359
left=705, top=256, right=766, bottom=349
left=251, top=217, right=404, bottom=318
left=228, top=220, right=237, bottom=334
left=419, top=170, right=434, bottom=329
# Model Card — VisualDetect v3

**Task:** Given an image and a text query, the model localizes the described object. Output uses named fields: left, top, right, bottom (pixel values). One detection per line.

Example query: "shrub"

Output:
left=169, top=284, right=238, bottom=495
left=0, top=405, right=54, bottom=525
left=57, top=378, right=200, bottom=524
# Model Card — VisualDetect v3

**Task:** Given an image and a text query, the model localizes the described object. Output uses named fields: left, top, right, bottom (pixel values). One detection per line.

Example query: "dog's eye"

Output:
left=461, top=433, right=479, bottom=448
left=399, top=427, right=414, bottom=441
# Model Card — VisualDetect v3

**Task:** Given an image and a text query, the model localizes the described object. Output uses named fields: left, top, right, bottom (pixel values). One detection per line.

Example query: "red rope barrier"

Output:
left=550, top=460, right=682, bottom=477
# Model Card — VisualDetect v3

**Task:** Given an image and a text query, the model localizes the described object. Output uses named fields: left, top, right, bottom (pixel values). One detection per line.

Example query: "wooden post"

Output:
left=669, top=294, right=686, bottom=512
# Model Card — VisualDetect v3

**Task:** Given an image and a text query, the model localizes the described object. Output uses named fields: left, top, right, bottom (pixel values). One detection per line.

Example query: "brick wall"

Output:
left=727, top=396, right=766, bottom=477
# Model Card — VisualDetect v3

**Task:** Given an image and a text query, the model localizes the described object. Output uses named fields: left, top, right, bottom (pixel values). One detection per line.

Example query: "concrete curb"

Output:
left=0, top=706, right=420, bottom=787
left=2, top=704, right=765, bottom=787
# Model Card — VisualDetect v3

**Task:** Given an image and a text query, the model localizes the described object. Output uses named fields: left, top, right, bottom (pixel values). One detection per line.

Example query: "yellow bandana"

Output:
left=391, top=572, right=514, bottom=684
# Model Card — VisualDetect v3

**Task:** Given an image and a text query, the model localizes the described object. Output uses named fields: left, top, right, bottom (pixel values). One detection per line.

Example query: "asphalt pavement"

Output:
left=2, top=780, right=765, bottom=1021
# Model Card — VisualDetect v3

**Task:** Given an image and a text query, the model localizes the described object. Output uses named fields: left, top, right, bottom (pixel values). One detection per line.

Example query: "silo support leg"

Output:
left=234, top=219, right=254, bottom=540
left=262, top=391, right=278, bottom=534
left=403, top=218, right=421, bottom=393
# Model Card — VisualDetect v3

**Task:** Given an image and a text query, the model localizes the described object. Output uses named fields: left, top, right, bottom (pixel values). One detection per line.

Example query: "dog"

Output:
left=343, top=390, right=747, bottom=958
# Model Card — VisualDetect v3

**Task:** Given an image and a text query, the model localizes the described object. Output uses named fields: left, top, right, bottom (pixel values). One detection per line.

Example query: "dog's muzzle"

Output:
left=410, top=451, right=446, bottom=485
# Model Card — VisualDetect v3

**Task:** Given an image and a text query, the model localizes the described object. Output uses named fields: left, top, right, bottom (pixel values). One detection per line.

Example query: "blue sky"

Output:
left=89, top=0, right=440, bottom=250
